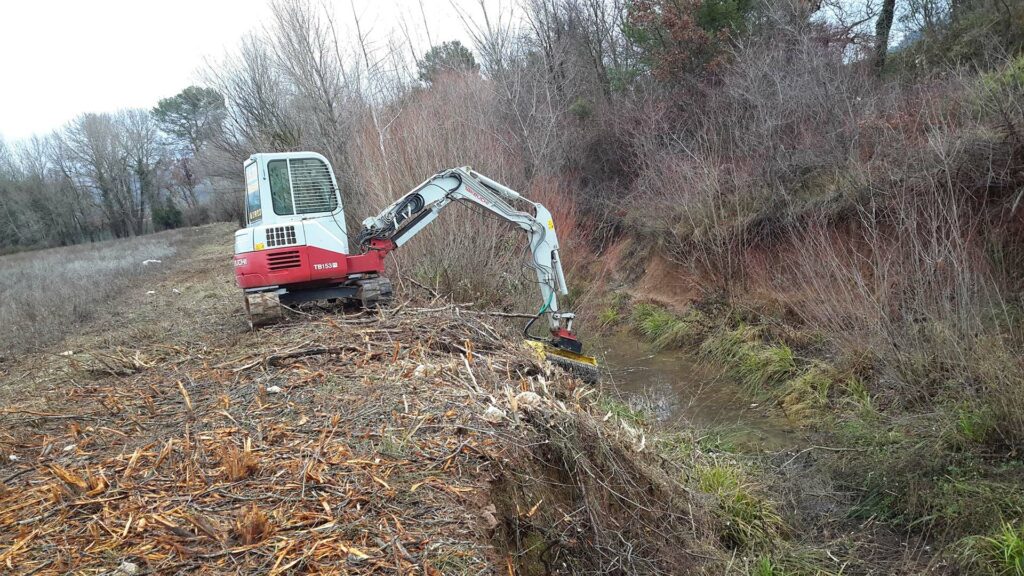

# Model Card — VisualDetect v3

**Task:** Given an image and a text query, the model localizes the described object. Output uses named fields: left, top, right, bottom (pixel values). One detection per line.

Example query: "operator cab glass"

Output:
left=267, top=157, right=339, bottom=216
left=245, top=161, right=261, bottom=225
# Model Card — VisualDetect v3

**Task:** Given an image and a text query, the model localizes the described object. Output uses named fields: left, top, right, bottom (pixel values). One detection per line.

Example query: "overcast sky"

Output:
left=0, top=0, right=492, bottom=142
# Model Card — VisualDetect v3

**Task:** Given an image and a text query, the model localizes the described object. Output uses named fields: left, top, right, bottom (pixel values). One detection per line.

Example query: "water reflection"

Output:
left=595, top=331, right=802, bottom=451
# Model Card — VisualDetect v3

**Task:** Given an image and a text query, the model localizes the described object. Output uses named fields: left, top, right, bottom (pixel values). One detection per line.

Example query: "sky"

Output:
left=0, top=0, right=492, bottom=142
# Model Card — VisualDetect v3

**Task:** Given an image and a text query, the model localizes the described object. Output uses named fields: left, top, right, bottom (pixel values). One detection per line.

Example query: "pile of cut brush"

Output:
left=0, top=304, right=710, bottom=574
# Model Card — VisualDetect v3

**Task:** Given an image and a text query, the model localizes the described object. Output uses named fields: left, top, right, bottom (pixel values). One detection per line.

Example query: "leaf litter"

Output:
left=1, top=304, right=711, bottom=574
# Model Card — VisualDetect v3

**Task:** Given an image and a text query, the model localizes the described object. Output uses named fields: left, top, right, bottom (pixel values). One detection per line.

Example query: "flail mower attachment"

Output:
left=524, top=340, right=601, bottom=384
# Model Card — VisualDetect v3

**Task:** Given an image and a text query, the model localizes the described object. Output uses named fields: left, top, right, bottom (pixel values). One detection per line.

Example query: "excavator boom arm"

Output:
left=358, top=167, right=575, bottom=340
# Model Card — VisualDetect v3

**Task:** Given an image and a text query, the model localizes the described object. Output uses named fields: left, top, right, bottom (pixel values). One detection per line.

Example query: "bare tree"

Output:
left=874, top=0, right=897, bottom=71
left=270, top=0, right=350, bottom=161
left=349, top=0, right=400, bottom=197
left=451, top=0, right=517, bottom=77
left=56, top=112, right=162, bottom=238
left=205, top=35, right=302, bottom=154
left=120, top=109, right=164, bottom=233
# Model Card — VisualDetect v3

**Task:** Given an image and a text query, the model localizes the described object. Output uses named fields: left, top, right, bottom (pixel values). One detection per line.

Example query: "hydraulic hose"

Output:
left=523, top=290, right=554, bottom=342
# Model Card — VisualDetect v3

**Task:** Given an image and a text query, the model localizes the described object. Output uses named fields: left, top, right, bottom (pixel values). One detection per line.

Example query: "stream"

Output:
left=594, top=331, right=803, bottom=451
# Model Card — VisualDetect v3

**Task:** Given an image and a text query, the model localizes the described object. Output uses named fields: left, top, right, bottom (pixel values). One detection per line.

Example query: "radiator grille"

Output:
left=267, top=249, right=301, bottom=271
left=265, top=225, right=297, bottom=248
left=289, top=158, right=338, bottom=214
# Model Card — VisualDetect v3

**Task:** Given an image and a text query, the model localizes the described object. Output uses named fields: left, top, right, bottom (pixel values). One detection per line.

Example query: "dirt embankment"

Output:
left=0, top=228, right=713, bottom=574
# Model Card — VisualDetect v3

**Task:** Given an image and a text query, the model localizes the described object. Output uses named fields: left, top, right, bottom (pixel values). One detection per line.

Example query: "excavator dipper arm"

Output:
left=357, top=167, right=583, bottom=353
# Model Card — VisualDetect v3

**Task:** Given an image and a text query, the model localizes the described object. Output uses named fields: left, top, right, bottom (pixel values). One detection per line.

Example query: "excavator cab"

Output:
left=233, top=152, right=392, bottom=325
left=235, top=152, right=349, bottom=280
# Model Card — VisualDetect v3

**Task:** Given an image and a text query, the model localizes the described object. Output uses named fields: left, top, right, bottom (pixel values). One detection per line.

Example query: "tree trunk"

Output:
left=874, top=0, right=897, bottom=73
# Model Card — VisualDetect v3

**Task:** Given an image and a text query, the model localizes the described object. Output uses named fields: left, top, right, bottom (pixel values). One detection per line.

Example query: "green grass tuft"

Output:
left=696, top=462, right=784, bottom=550
left=744, top=549, right=843, bottom=576
left=700, top=325, right=796, bottom=393
left=751, top=556, right=780, bottom=576
left=599, top=306, right=620, bottom=326
left=779, top=363, right=833, bottom=424
left=630, top=303, right=705, bottom=350
left=597, top=396, right=648, bottom=427
left=839, top=376, right=875, bottom=417
left=955, top=403, right=997, bottom=446
left=599, top=291, right=630, bottom=327
left=958, top=521, right=1024, bottom=576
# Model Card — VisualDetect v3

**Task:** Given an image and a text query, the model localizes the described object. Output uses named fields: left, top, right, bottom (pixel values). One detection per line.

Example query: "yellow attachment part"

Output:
left=524, top=340, right=600, bottom=383
left=524, top=340, right=598, bottom=366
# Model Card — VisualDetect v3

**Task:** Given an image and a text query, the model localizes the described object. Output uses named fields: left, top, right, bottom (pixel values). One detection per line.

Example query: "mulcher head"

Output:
left=524, top=340, right=601, bottom=384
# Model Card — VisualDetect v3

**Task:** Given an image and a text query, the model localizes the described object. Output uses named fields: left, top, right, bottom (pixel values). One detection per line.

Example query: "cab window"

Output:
left=268, top=159, right=294, bottom=216
left=289, top=158, right=338, bottom=214
left=245, top=162, right=261, bottom=224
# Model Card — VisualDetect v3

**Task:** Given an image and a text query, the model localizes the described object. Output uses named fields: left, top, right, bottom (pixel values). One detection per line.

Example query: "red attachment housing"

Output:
left=552, top=327, right=579, bottom=341
left=550, top=327, right=584, bottom=354
left=233, top=240, right=394, bottom=290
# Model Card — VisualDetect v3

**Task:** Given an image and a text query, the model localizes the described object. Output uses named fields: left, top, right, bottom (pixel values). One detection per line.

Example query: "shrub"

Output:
left=896, top=1, right=1024, bottom=71
left=153, top=197, right=184, bottom=231
left=568, top=97, right=594, bottom=120
left=624, top=0, right=755, bottom=82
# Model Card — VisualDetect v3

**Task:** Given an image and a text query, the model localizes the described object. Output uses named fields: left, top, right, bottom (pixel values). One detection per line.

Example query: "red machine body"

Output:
left=232, top=242, right=392, bottom=290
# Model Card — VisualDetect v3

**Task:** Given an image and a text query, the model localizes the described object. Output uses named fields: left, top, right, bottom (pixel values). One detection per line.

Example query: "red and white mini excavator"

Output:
left=233, top=151, right=597, bottom=378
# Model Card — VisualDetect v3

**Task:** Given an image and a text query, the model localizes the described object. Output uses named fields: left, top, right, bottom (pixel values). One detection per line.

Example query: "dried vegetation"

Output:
left=0, top=230, right=714, bottom=574
left=0, top=229, right=188, bottom=354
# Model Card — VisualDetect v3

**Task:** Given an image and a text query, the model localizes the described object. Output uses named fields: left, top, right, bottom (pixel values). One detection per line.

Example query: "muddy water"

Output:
left=594, top=331, right=803, bottom=451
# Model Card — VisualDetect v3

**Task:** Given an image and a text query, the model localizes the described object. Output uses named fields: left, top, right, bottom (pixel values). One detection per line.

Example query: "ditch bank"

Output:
left=586, top=247, right=1024, bottom=575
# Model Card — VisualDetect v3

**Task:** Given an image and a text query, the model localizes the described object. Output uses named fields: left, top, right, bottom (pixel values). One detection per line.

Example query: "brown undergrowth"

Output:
left=0, top=228, right=714, bottom=574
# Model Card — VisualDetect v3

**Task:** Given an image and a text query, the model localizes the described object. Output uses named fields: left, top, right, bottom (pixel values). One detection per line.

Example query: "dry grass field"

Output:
left=0, top=227, right=223, bottom=355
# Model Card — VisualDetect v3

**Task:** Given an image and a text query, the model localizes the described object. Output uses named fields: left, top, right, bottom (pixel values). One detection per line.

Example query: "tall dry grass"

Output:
left=0, top=230, right=183, bottom=353
left=348, top=73, right=594, bottom=313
